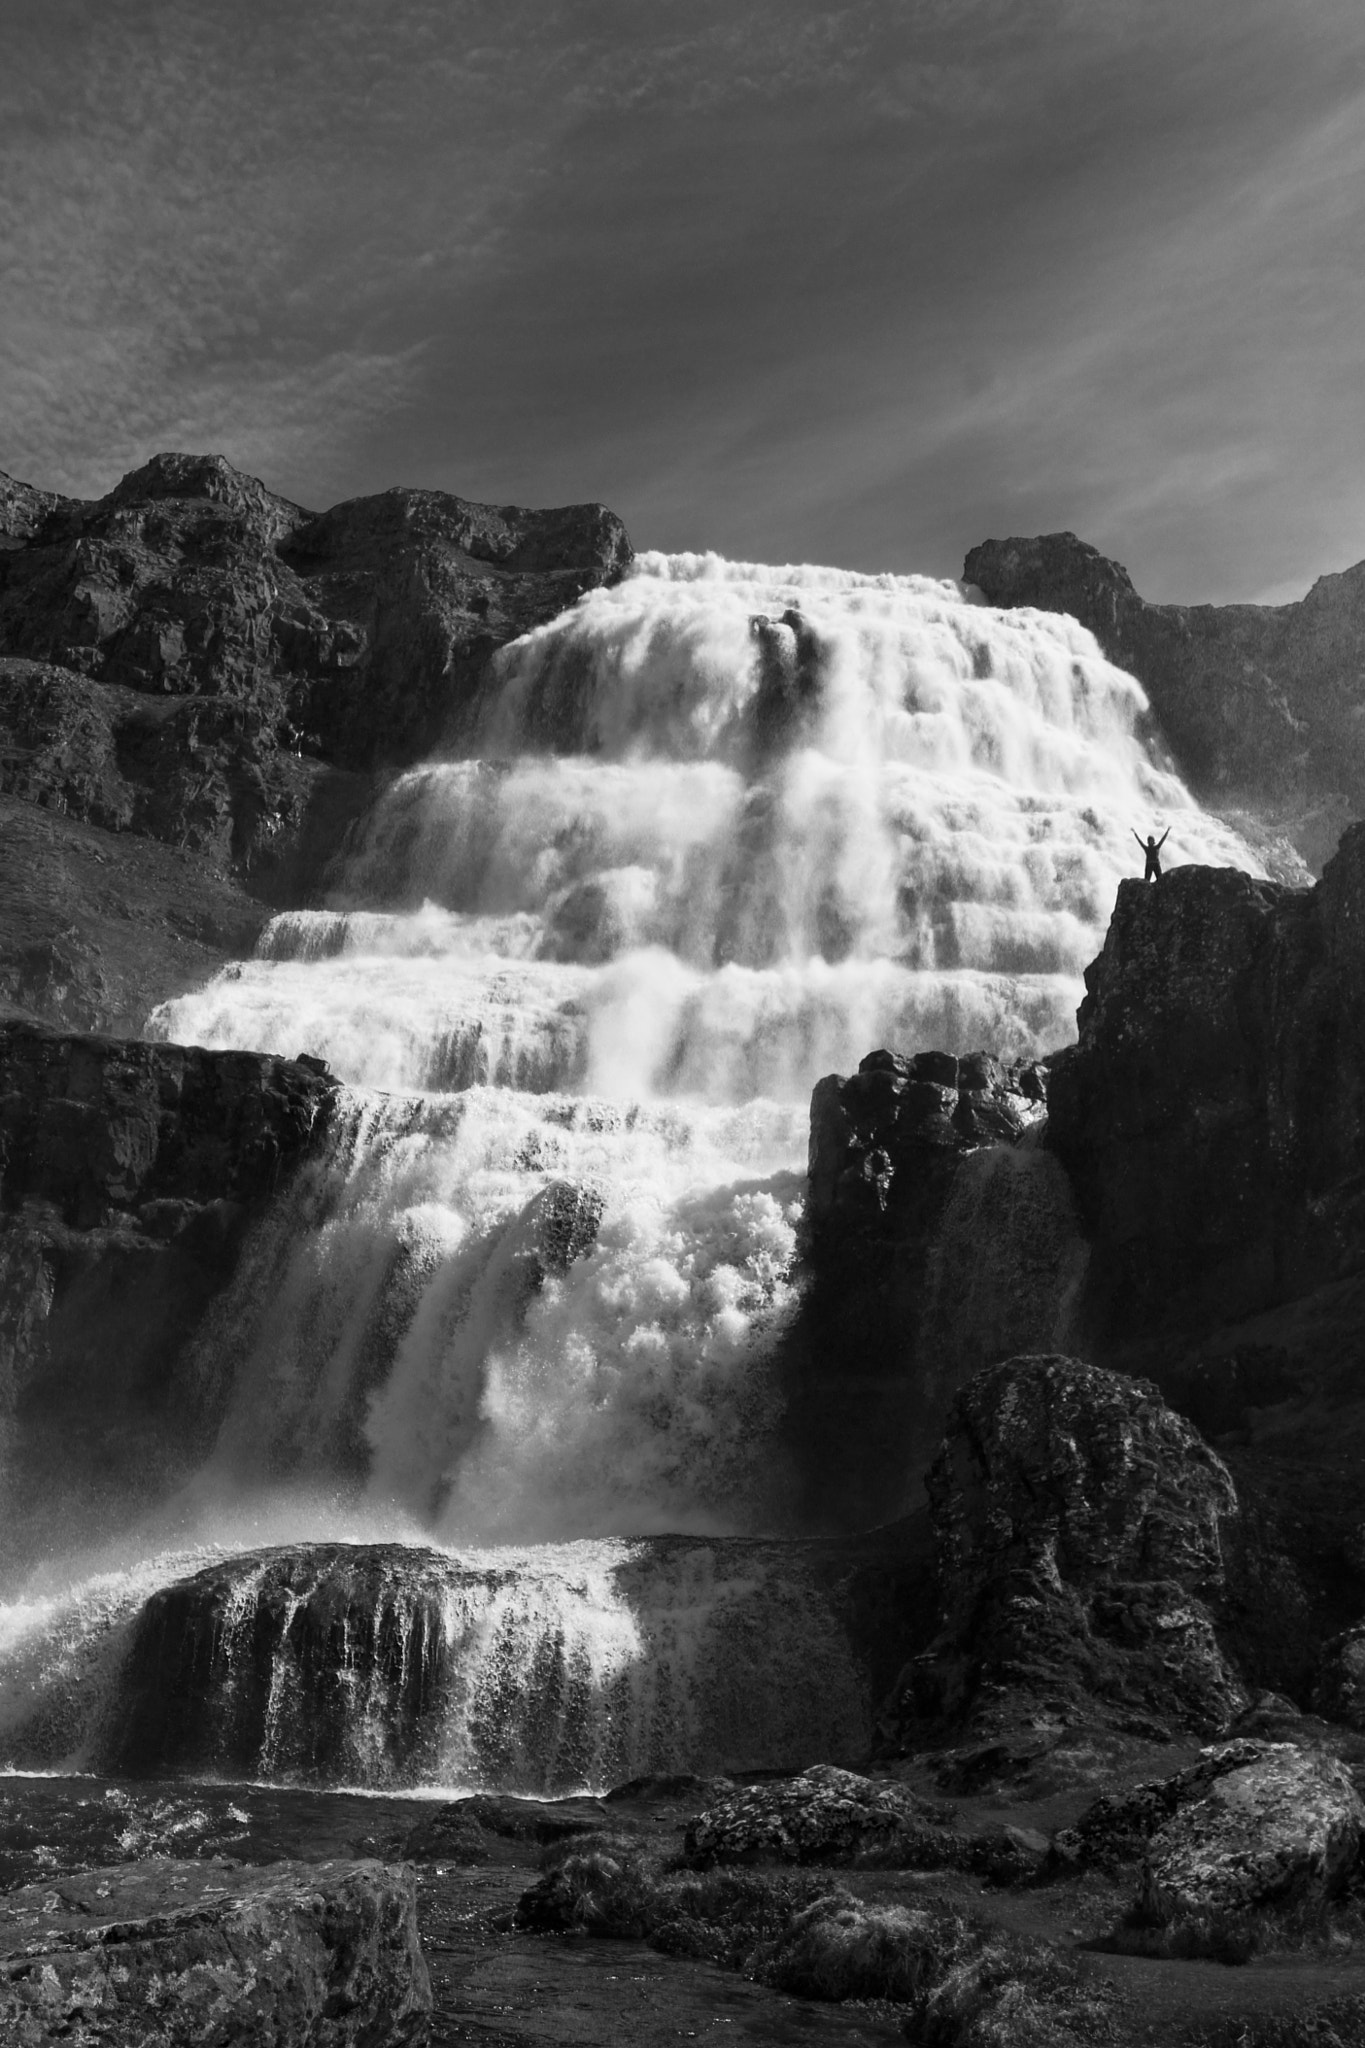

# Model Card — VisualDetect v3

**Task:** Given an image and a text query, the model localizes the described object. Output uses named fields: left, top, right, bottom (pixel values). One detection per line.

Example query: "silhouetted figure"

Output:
left=1133, top=827, right=1170, bottom=881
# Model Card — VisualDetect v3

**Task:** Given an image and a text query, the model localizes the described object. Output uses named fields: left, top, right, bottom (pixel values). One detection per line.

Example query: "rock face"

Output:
left=964, top=529, right=1365, bottom=833
left=0, top=453, right=632, bottom=1031
left=791, top=1049, right=1084, bottom=1526
left=1046, top=828, right=1365, bottom=1348
left=1138, top=1744, right=1365, bottom=1922
left=0, top=1023, right=337, bottom=1570
left=904, top=1356, right=1245, bottom=1741
left=0, top=1855, right=430, bottom=2046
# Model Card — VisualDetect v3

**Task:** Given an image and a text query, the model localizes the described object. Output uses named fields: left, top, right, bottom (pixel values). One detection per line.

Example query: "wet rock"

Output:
left=0, top=1022, right=337, bottom=1226
left=902, top=1355, right=1246, bottom=1743
left=683, top=1764, right=959, bottom=1867
left=791, top=1048, right=1083, bottom=1525
left=0, top=1854, right=429, bottom=2046
left=1047, top=825, right=1365, bottom=1347
left=1137, top=1744, right=1365, bottom=1921
left=964, top=529, right=1365, bottom=833
left=86, top=1530, right=917, bottom=1793
left=104, top=1545, right=510, bottom=1785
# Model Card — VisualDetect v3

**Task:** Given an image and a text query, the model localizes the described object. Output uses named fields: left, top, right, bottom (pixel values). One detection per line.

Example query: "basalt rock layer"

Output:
left=0, top=1023, right=338, bottom=1569
left=964, top=529, right=1365, bottom=855
left=0, top=453, right=632, bottom=1030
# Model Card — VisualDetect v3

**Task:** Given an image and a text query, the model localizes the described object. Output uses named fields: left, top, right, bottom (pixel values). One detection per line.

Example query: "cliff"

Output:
left=964, top=529, right=1365, bottom=865
left=1047, top=828, right=1365, bottom=1346
left=0, top=453, right=632, bottom=1031
left=0, top=1022, right=338, bottom=1572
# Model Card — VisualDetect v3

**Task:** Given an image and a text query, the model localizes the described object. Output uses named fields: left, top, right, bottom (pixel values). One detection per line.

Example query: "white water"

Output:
left=2, top=551, right=1264, bottom=1785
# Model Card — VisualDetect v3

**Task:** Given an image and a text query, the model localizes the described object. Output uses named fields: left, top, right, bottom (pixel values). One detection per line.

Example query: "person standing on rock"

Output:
left=1133, top=827, right=1170, bottom=880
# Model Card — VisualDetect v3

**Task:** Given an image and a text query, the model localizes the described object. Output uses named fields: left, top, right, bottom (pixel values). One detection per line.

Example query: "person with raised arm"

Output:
left=1133, top=826, right=1171, bottom=881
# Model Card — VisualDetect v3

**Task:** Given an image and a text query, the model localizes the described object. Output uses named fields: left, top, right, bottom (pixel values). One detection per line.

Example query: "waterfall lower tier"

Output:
left=1, top=1536, right=922, bottom=1794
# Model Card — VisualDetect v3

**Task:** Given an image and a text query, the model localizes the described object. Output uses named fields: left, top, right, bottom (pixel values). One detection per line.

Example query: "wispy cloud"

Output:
left=4, top=0, right=1364, bottom=599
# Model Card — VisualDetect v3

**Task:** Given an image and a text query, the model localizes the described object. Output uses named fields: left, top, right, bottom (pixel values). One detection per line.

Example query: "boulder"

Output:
left=789, top=1048, right=1084, bottom=1525
left=903, top=1355, right=1246, bottom=1742
left=1062, top=1739, right=1270, bottom=1868
left=1137, top=1744, right=1365, bottom=1921
left=0, top=1855, right=429, bottom=2046
left=683, top=1765, right=958, bottom=1867
left=964, top=529, right=1365, bottom=834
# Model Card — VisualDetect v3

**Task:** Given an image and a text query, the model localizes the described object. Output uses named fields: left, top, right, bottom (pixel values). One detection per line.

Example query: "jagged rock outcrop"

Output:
left=0, top=453, right=632, bottom=1030
left=0, top=1855, right=430, bottom=2046
left=964, top=530, right=1365, bottom=851
left=790, top=1049, right=1084, bottom=1526
left=899, top=1356, right=1246, bottom=1744
left=1137, top=1744, right=1364, bottom=1922
left=0, top=1023, right=337, bottom=1570
left=1046, top=828, right=1365, bottom=1348
left=0, top=451, right=630, bottom=787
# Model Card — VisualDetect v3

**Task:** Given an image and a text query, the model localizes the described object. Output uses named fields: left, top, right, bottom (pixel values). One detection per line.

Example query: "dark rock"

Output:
left=964, top=529, right=1365, bottom=835
left=0, top=454, right=628, bottom=777
left=900, top=1355, right=1246, bottom=1744
left=790, top=1048, right=1081, bottom=1526
left=0, top=454, right=632, bottom=1030
left=1046, top=829, right=1365, bottom=1349
left=103, top=1545, right=512, bottom=1786
left=683, top=1764, right=959, bottom=1868
left=1313, top=1627, right=1365, bottom=1729
left=0, top=1855, right=429, bottom=2046
left=0, top=1024, right=337, bottom=1571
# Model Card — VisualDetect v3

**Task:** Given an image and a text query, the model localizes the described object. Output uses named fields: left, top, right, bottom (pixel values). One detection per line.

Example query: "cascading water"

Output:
left=0, top=552, right=1262, bottom=1789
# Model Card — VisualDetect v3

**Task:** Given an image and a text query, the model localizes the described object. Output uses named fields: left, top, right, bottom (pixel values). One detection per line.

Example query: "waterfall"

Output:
left=2, top=551, right=1261, bottom=1788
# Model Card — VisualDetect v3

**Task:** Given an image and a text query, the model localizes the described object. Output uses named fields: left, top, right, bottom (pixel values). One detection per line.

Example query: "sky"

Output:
left=3, top=0, right=1364, bottom=603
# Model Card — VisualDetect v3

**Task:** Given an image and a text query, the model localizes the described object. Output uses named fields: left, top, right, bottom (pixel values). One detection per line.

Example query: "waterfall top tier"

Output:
left=155, top=548, right=1258, bottom=1101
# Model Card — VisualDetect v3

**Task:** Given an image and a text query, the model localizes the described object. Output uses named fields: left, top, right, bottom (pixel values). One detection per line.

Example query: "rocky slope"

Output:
left=965, top=529, right=1365, bottom=866
left=0, top=453, right=632, bottom=1031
